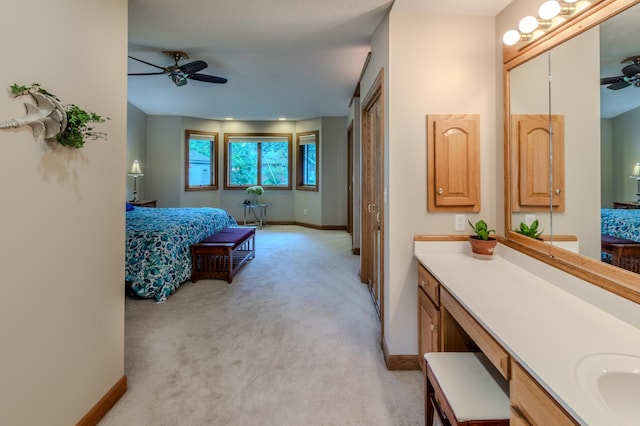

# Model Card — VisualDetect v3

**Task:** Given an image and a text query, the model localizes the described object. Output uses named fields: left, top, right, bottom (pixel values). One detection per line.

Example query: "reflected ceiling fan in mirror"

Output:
left=600, top=56, right=640, bottom=90
left=127, top=51, right=228, bottom=87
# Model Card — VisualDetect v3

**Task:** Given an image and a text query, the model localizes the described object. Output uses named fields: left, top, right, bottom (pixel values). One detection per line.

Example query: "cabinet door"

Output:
left=510, top=361, right=577, bottom=425
left=418, top=286, right=440, bottom=372
left=511, top=114, right=565, bottom=212
left=427, top=114, right=480, bottom=212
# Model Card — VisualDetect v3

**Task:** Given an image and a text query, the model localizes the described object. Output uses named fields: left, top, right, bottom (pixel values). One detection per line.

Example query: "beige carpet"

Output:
left=100, top=225, right=424, bottom=425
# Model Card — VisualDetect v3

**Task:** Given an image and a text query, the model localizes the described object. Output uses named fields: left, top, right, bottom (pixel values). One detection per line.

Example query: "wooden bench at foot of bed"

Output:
left=602, top=233, right=640, bottom=273
left=190, top=227, right=256, bottom=283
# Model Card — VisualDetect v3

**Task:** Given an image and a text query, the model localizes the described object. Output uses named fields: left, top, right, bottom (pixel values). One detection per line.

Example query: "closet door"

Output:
left=361, top=70, right=384, bottom=321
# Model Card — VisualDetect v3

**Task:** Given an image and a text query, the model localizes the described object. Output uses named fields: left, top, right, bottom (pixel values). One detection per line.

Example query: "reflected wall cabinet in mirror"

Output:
left=503, top=0, right=640, bottom=303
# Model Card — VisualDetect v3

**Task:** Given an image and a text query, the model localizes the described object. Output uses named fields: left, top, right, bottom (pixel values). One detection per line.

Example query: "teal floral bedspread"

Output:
left=126, top=207, right=237, bottom=302
left=601, top=208, right=640, bottom=241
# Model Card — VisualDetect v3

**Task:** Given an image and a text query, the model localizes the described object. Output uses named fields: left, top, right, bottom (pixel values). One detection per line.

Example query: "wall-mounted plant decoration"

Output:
left=0, top=83, right=108, bottom=149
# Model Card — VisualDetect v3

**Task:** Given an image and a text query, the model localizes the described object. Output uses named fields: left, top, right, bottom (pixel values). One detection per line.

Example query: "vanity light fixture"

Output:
left=503, top=0, right=590, bottom=46
left=629, top=163, right=640, bottom=202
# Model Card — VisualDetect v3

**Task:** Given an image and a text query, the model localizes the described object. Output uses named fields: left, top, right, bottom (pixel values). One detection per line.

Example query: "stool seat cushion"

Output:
left=424, top=352, right=509, bottom=422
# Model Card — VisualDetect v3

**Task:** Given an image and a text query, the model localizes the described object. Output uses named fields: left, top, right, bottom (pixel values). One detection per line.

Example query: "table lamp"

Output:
left=128, top=160, right=144, bottom=202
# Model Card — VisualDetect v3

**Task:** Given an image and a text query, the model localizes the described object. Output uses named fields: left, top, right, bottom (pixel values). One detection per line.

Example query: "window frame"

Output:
left=223, top=132, right=293, bottom=190
left=185, top=130, right=218, bottom=191
left=296, top=130, right=319, bottom=192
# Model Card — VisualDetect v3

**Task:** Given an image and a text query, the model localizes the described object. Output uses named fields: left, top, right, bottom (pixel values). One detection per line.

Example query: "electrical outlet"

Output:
left=455, top=214, right=466, bottom=231
left=525, top=214, right=536, bottom=226
left=303, top=209, right=307, bottom=216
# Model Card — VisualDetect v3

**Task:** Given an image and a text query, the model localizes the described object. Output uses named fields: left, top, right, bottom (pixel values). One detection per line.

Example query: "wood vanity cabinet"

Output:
left=417, top=264, right=440, bottom=372
left=510, top=360, right=577, bottom=425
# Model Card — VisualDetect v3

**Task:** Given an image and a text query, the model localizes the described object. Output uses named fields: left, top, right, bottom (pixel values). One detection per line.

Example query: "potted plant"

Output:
left=468, top=219, right=497, bottom=259
left=514, top=219, right=543, bottom=240
left=245, top=185, right=264, bottom=205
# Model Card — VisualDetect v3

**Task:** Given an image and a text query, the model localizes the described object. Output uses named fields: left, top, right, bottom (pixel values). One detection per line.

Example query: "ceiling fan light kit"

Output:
left=601, top=56, right=640, bottom=90
left=128, top=50, right=228, bottom=87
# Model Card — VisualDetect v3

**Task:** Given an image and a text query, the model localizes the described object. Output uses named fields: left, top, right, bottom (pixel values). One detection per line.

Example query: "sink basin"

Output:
left=575, top=353, right=640, bottom=425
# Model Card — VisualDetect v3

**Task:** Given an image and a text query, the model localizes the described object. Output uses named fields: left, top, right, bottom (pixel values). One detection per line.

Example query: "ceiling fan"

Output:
left=600, top=56, right=640, bottom=90
left=127, top=51, right=228, bottom=87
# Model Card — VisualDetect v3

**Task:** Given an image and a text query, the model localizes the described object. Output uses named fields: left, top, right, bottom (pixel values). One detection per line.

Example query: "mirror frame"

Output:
left=503, top=0, right=640, bottom=303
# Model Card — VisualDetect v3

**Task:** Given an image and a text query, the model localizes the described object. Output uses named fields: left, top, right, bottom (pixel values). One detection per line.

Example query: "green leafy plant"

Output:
left=468, top=219, right=495, bottom=240
left=514, top=219, right=543, bottom=239
left=245, top=185, right=264, bottom=196
left=9, top=83, right=109, bottom=149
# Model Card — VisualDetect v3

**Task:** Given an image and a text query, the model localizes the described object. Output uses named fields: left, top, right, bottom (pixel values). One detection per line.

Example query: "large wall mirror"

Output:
left=504, top=0, right=640, bottom=303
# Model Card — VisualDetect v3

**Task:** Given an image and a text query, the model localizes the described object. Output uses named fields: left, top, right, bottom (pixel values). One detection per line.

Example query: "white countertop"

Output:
left=414, top=241, right=640, bottom=425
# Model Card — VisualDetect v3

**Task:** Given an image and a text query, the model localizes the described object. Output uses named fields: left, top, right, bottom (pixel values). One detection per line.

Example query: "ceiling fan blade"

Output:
left=128, top=72, right=166, bottom=76
left=128, top=56, right=167, bottom=72
left=179, top=60, right=208, bottom=74
left=607, top=80, right=631, bottom=90
left=622, top=63, right=640, bottom=78
left=600, top=76, right=624, bottom=85
left=187, top=73, right=228, bottom=84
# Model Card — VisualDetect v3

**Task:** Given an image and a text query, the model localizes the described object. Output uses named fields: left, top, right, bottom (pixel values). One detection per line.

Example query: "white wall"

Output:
left=613, top=107, right=640, bottom=202
left=320, top=117, right=348, bottom=227
left=0, top=2, right=127, bottom=425
left=127, top=103, right=148, bottom=201
left=141, top=116, right=347, bottom=227
left=359, top=3, right=497, bottom=354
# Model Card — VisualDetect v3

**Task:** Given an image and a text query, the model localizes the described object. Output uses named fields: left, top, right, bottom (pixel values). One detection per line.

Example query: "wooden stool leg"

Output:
left=425, top=372, right=435, bottom=426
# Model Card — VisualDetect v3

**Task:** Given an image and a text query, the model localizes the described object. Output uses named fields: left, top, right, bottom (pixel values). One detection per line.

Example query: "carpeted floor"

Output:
left=100, top=225, right=424, bottom=425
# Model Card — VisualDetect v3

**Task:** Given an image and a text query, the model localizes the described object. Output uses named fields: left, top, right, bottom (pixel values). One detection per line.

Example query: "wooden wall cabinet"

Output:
left=427, top=114, right=480, bottom=212
left=511, top=114, right=565, bottom=212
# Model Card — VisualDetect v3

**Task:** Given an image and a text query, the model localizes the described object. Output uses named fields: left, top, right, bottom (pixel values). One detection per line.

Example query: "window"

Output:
left=224, top=133, right=292, bottom=189
left=296, top=131, right=319, bottom=191
left=185, top=130, right=218, bottom=191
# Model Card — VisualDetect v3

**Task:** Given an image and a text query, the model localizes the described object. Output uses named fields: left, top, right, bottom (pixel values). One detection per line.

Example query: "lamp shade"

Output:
left=630, top=163, right=640, bottom=179
left=129, top=160, right=144, bottom=176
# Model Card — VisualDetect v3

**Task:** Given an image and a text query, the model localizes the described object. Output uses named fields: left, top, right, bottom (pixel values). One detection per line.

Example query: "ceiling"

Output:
left=127, top=0, right=512, bottom=121
left=599, top=3, right=640, bottom=119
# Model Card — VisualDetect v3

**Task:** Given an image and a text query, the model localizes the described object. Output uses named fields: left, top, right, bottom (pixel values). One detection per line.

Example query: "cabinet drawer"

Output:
left=510, top=361, right=577, bottom=425
left=441, top=288, right=510, bottom=379
left=418, top=263, right=440, bottom=305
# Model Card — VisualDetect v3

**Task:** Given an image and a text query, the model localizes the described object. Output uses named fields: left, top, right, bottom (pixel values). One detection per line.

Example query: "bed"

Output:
left=126, top=206, right=237, bottom=302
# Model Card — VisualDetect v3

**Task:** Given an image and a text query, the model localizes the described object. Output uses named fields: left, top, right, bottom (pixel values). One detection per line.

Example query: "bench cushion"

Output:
left=602, top=233, right=638, bottom=251
left=200, top=227, right=255, bottom=246
left=425, top=352, right=510, bottom=422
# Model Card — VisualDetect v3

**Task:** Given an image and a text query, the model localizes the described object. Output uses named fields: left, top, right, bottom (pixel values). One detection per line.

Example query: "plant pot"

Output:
left=468, top=236, right=498, bottom=260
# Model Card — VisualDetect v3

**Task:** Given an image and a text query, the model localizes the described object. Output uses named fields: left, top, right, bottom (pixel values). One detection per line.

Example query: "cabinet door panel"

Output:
left=427, top=114, right=480, bottom=212
left=418, top=287, right=440, bottom=372
left=511, top=114, right=565, bottom=211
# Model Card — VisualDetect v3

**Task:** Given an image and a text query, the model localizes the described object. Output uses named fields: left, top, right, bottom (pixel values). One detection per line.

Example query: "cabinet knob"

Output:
left=555, top=188, right=561, bottom=194
left=421, top=280, right=426, bottom=286
left=430, top=324, right=435, bottom=331
left=438, top=187, right=444, bottom=194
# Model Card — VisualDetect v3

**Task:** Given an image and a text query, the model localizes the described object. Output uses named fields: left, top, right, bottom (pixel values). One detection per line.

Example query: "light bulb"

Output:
left=539, top=1, right=561, bottom=20
left=564, top=0, right=578, bottom=3
left=519, top=16, right=539, bottom=34
left=503, top=30, right=521, bottom=46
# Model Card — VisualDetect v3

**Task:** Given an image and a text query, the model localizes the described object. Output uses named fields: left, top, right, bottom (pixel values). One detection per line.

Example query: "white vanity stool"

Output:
left=424, top=352, right=510, bottom=426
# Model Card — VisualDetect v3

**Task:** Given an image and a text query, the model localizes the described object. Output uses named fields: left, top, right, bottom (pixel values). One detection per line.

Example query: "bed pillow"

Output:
left=126, top=203, right=135, bottom=211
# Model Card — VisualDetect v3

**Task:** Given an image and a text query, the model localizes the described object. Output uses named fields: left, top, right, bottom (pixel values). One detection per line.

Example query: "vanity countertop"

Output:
left=414, top=241, right=640, bottom=425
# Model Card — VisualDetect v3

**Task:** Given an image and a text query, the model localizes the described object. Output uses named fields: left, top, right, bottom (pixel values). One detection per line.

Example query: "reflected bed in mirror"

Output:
left=504, top=0, right=640, bottom=303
